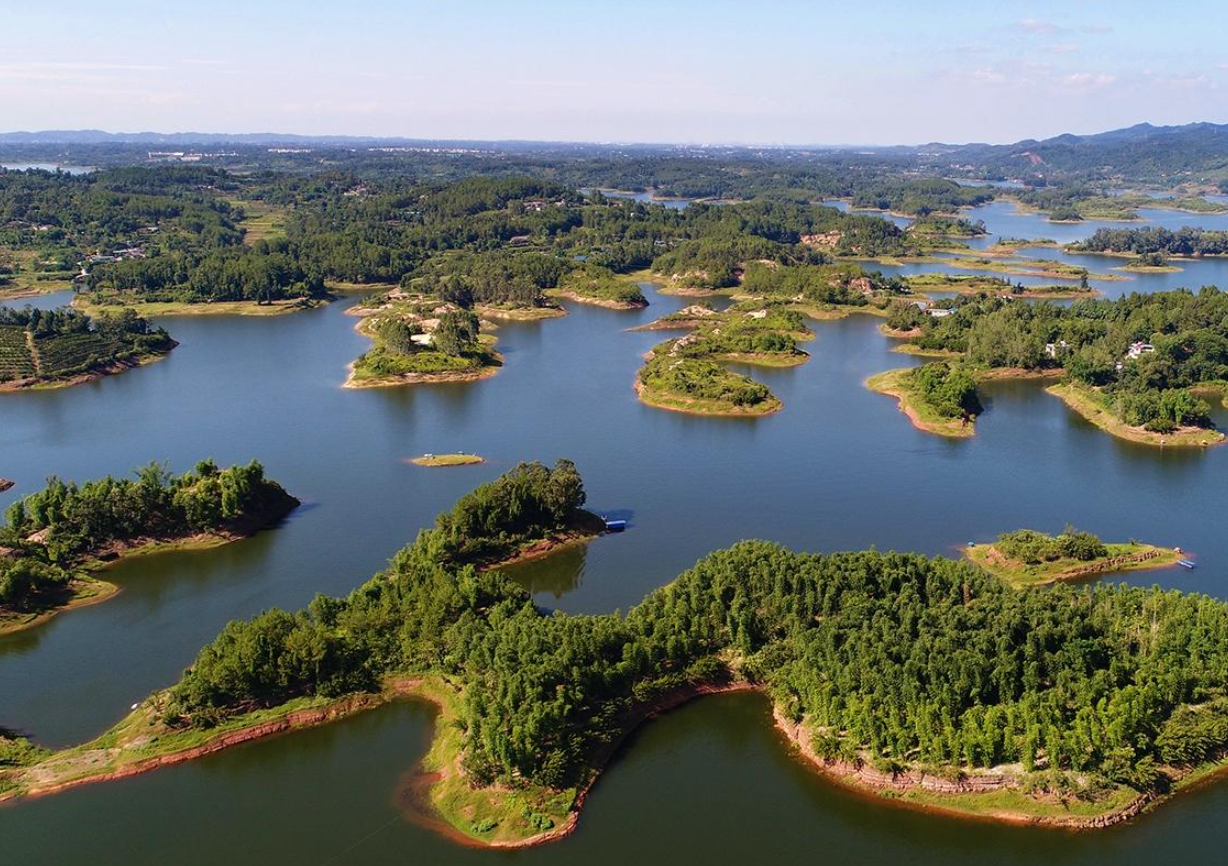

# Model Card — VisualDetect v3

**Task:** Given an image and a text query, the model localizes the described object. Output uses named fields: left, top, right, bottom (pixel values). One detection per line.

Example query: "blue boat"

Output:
left=604, top=519, right=627, bottom=532
left=1178, top=559, right=1196, bottom=569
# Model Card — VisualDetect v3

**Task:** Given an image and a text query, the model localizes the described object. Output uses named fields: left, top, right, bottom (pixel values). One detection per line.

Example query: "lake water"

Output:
left=2, top=204, right=1228, bottom=863
left=0, top=163, right=95, bottom=175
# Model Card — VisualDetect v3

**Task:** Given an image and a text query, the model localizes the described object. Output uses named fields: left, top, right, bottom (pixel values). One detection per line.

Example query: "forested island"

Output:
left=0, top=460, right=297, bottom=634
left=632, top=302, right=811, bottom=415
left=0, top=306, right=175, bottom=391
left=8, top=465, right=1228, bottom=845
left=904, top=273, right=1099, bottom=299
left=965, top=528, right=1180, bottom=588
left=345, top=297, right=502, bottom=388
left=872, top=289, right=1228, bottom=446
left=1009, top=187, right=1228, bottom=222
left=1070, top=227, right=1228, bottom=273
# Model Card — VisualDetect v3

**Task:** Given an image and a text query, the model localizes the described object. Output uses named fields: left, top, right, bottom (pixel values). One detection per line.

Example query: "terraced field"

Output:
left=1, top=325, right=170, bottom=387
left=34, top=332, right=127, bottom=377
left=0, top=325, right=36, bottom=381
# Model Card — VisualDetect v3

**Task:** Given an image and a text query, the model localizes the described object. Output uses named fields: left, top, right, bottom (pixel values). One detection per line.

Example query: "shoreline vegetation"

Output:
left=904, top=273, right=1100, bottom=299
left=876, top=289, right=1228, bottom=448
left=0, top=460, right=298, bottom=636
left=0, top=307, right=176, bottom=392
left=9, top=467, right=1228, bottom=845
left=1047, top=382, right=1226, bottom=447
left=545, top=264, right=648, bottom=310
left=72, top=295, right=330, bottom=318
left=9, top=670, right=1211, bottom=844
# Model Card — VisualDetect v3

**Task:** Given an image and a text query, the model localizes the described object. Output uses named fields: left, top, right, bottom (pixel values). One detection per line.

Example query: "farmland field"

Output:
left=0, top=325, right=35, bottom=380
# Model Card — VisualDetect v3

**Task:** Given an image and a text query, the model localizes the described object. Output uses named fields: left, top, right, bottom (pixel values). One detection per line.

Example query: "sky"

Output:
left=3, top=0, right=1227, bottom=145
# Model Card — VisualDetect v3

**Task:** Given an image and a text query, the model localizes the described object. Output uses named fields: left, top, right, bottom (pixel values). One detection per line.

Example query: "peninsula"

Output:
left=0, top=306, right=175, bottom=391
left=546, top=264, right=648, bottom=309
left=871, top=289, right=1228, bottom=447
left=7, top=466, right=1228, bottom=847
left=0, top=460, right=298, bottom=635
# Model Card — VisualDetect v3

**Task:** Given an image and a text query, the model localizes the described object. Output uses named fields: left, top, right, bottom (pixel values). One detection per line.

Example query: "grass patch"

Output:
left=227, top=199, right=290, bottom=245
left=0, top=249, right=74, bottom=298
left=409, top=454, right=485, bottom=467
left=965, top=542, right=1180, bottom=588
left=73, top=297, right=327, bottom=318
left=891, top=780, right=1140, bottom=820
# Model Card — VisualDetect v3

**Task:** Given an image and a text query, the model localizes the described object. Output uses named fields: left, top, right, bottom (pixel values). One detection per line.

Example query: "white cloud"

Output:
left=1063, top=72, right=1118, bottom=88
left=1018, top=18, right=1062, bottom=35
left=972, top=67, right=1008, bottom=84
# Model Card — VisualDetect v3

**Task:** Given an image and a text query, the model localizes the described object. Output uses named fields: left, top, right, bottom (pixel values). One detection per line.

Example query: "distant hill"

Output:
left=918, top=122, right=1228, bottom=184
left=4, top=122, right=1228, bottom=185
left=0, top=129, right=452, bottom=146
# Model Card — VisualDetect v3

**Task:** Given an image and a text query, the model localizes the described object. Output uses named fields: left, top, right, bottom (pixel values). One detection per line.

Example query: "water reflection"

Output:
left=505, top=542, right=590, bottom=600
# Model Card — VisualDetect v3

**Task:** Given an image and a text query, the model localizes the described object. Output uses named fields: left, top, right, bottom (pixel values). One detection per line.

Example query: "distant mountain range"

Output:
left=917, top=122, right=1228, bottom=181
left=0, top=129, right=405, bottom=145
left=1, top=121, right=1225, bottom=151
left=3, top=122, right=1227, bottom=182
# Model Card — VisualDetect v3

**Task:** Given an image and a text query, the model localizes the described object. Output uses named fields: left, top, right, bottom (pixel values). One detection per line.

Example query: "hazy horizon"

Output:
left=5, top=0, right=1228, bottom=146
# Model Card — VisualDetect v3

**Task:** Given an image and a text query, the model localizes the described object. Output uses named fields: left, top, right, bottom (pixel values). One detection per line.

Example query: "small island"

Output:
left=0, top=306, right=175, bottom=391
left=907, top=215, right=988, bottom=238
left=632, top=302, right=812, bottom=415
left=73, top=295, right=330, bottom=318
left=345, top=300, right=502, bottom=388
left=965, top=528, right=1180, bottom=588
left=905, top=273, right=1099, bottom=299
left=409, top=453, right=485, bottom=467
left=629, top=304, right=722, bottom=331
left=929, top=256, right=1125, bottom=282
left=0, top=460, right=298, bottom=635
left=636, top=353, right=782, bottom=416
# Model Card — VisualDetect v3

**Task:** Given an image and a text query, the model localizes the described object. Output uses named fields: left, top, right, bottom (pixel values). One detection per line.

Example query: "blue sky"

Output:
left=4, top=0, right=1227, bottom=144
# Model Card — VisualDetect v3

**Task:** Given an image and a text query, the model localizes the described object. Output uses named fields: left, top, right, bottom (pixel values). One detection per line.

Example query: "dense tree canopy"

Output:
left=162, top=466, right=1228, bottom=800
left=0, top=461, right=295, bottom=610
left=892, top=289, right=1228, bottom=431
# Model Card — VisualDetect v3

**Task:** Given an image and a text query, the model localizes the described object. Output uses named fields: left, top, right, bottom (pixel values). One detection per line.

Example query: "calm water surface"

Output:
left=1, top=206, right=1227, bottom=863
left=0, top=163, right=95, bottom=174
